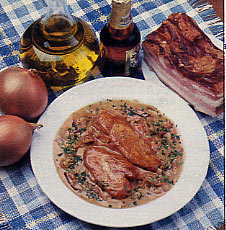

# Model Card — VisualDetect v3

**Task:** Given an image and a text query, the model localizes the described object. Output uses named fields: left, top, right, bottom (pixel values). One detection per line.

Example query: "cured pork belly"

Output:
left=142, top=12, right=224, bottom=117
left=84, top=146, right=137, bottom=199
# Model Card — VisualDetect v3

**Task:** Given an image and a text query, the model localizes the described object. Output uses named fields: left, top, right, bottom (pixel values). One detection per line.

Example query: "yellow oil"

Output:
left=20, top=15, right=100, bottom=92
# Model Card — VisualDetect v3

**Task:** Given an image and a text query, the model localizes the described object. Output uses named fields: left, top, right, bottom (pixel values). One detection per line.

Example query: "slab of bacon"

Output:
left=142, top=12, right=224, bottom=117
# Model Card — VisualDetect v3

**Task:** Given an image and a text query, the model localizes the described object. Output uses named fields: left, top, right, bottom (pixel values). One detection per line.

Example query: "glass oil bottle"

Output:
left=20, top=0, right=100, bottom=92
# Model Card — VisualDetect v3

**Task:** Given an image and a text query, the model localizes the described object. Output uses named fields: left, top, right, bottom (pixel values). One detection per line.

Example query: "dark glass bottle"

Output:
left=99, top=0, right=141, bottom=77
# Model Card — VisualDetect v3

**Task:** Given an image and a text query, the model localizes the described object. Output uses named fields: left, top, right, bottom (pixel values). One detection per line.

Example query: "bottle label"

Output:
left=109, top=0, right=132, bottom=30
left=125, top=44, right=140, bottom=76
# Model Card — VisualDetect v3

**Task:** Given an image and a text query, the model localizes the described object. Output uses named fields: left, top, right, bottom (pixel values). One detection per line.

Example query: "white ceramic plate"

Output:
left=30, top=77, right=210, bottom=228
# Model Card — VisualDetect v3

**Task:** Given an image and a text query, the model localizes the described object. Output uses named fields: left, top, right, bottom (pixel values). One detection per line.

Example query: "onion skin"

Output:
left=0, top=67, right=48, bottom=121
left=0, top=115, right=33, bottom=166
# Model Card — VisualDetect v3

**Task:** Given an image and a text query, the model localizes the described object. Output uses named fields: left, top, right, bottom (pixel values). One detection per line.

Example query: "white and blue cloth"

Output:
left=0, top=0, right=224, bottom=229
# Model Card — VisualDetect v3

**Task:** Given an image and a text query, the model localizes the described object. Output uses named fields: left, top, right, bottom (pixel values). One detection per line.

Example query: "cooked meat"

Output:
left=110, top=119, right=161, bottom=172
left=142, top=12, right=224, bottom=117
left=92, top=110, right=115, bottom=134
left=83, top=146, right=137, bottom=199
left=54, top=99, right=185, bottom=208
left=92, top=110, right=161, bottom=172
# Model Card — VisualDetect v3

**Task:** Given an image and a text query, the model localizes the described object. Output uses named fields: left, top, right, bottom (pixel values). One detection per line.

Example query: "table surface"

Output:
left=207, top=0, right=224, bottom=20
left=0, top=0, right=224, bottom=230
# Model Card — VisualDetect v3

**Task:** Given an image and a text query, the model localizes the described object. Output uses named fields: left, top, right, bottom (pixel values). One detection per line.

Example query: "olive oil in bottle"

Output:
left=20, top=0, right=100, bottom=92
left=99, top=0, right=141, bottom=77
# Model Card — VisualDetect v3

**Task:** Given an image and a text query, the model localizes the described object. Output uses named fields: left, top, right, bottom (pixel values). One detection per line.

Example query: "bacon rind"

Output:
left=142, top=12, right=224, bottom=117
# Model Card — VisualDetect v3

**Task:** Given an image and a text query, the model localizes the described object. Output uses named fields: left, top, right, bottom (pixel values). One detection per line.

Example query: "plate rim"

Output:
left=30, top=77, right=210, bottom=227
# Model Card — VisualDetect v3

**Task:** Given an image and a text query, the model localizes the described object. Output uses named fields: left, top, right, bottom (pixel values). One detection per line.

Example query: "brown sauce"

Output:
left=53, top=99, right=184, bottom=208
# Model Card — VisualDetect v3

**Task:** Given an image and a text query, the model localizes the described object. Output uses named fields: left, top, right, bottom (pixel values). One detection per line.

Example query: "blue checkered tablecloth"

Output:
left=0, top=0, right=224, bottom=229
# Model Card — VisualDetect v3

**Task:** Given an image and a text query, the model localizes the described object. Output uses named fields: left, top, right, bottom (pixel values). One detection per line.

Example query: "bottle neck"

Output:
left=33, top=0, right=84, bottom=53
left=108, top=0, right=133, bottom=39
left=40, top=0, right=77, bottom=37
left=45, top=0, right=70, bottom=17
left=109, top=0, right=132, bottom=30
